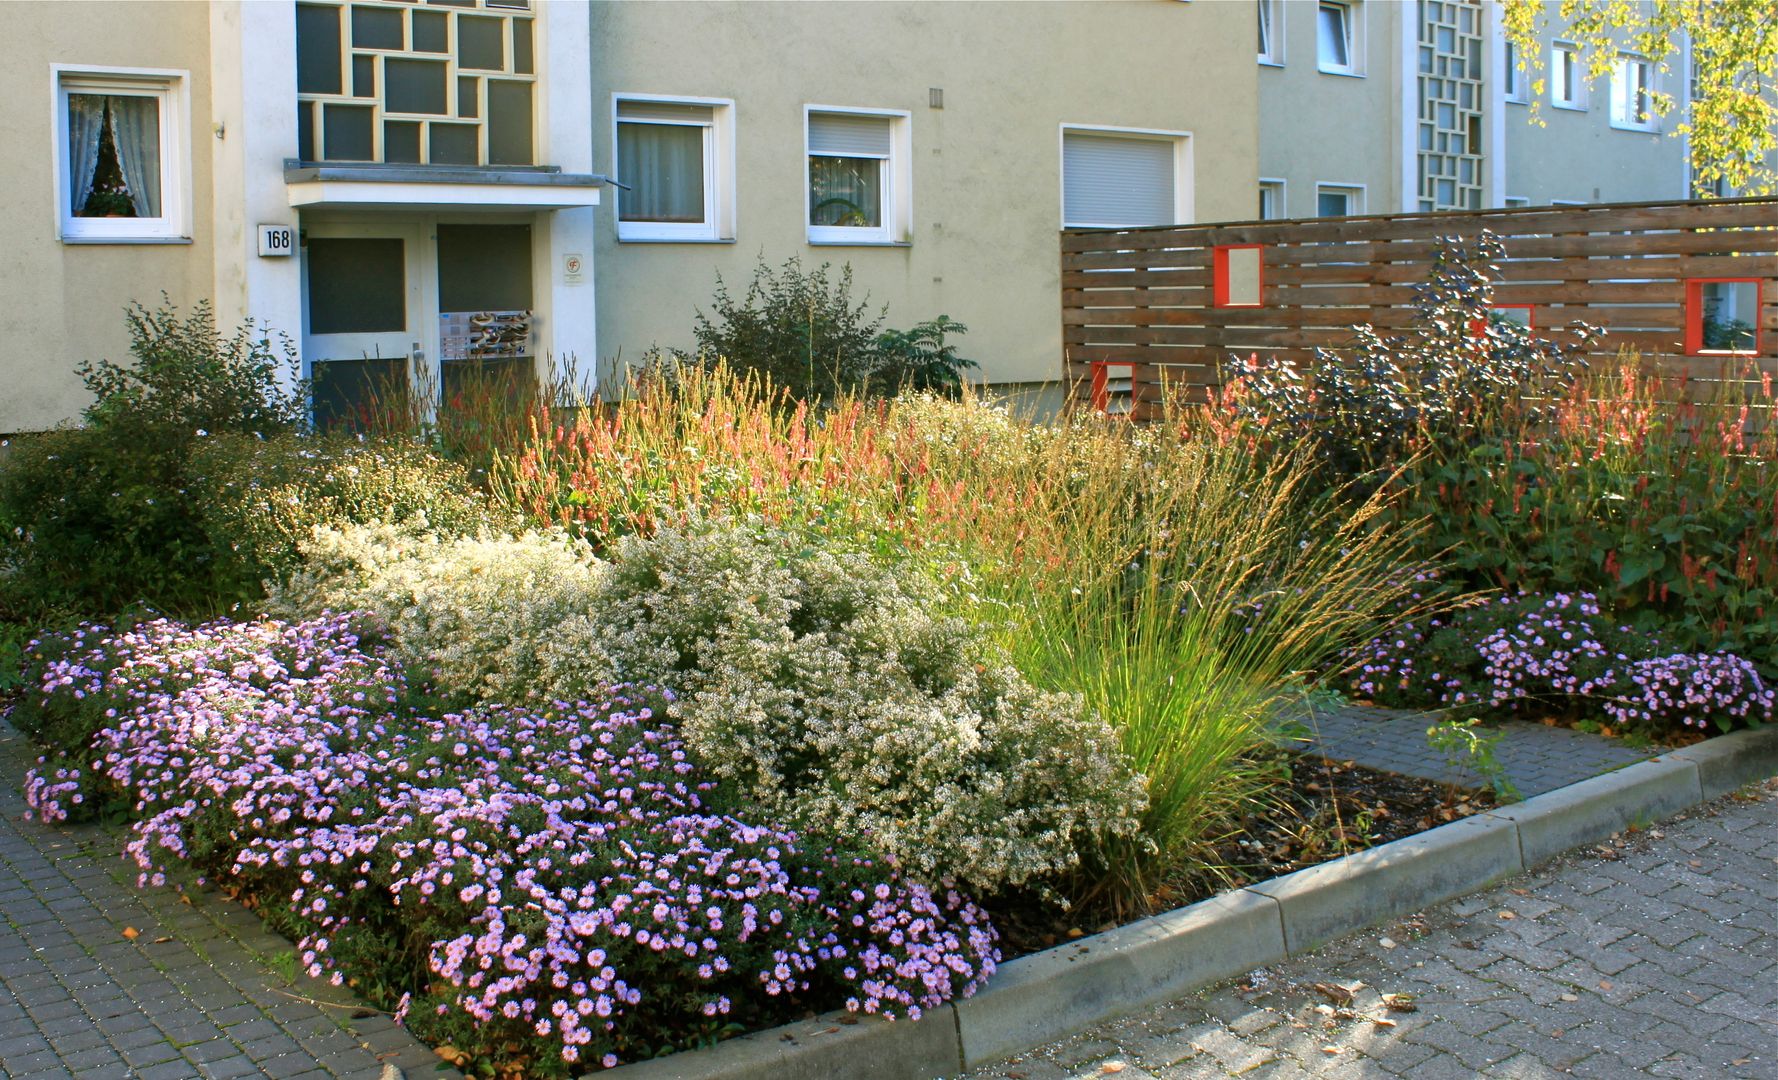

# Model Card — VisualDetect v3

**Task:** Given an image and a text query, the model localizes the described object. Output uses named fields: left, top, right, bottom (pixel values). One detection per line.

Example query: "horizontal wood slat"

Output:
left=1062, top=197, right=1778, bottom=413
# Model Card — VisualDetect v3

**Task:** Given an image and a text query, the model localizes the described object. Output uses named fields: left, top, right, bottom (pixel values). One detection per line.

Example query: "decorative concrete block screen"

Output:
left=1062, top=197, right=1778, bottom=420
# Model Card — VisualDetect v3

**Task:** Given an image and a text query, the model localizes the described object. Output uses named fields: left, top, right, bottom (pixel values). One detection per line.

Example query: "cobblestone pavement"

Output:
left=964, top=778, right=1778, bottom=1080
left=0, top=720, right=459, bottom=1080
left=1302, top=705, right=1654, bottom=797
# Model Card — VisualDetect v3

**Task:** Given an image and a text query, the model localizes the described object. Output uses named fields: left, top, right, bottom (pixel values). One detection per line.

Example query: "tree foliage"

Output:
left=1502, top=0, right=1778, bottom=195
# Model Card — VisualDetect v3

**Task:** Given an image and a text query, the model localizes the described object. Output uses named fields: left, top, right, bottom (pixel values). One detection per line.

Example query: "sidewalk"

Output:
left=0, top=719, right=457, bottom=1080
left=1300, top=704, right=1654, bottom=797
left=964, top=777, right=1778, bottom=1079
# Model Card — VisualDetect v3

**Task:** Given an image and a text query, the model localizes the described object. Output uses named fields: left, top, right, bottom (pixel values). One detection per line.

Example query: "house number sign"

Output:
left=257, top=225, right=296, bottom=257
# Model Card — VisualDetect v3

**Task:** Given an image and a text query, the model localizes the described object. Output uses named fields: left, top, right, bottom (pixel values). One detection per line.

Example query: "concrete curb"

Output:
left=599, top=725, right=1778, bottom=1080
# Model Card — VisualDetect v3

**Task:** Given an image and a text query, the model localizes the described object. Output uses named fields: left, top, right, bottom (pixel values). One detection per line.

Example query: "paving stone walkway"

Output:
left=0, top=719, right=458, bottom=1080
left=1299, top=704, right=1655, bottom=797
left=964, top=777, right=1778, bottom=1080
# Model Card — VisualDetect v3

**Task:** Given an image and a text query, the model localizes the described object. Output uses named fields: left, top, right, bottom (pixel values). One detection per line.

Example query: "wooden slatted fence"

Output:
left=1062, top=197, right=1778, bottom=420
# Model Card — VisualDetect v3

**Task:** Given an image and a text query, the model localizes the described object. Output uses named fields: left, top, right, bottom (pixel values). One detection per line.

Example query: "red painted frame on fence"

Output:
left=1685, top=278, right=1764, bottom=356
left=1212, top=244, right=1266, bottom=308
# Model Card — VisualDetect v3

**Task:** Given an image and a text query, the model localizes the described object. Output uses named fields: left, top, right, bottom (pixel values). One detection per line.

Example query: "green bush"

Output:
left=188, top=432, right=502, bottom=593
left=675, top=256, right=976, bottom=400
left=271, top=519, right=1145, bottom=896
left=0, top=302, right=304, bottom=618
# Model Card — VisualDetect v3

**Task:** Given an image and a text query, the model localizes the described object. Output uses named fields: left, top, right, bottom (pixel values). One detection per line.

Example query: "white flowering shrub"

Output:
left=272, top=523, right=605, bottom=707
left=275, top=520, right=1145, bottom=894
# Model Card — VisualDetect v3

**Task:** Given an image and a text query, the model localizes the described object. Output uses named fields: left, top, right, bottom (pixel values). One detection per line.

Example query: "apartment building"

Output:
left=3, top=0, right=602, bottom=436
left=1, top=0, right=1254, bottom=432
left=1256, top=0, right=1695, bottom=218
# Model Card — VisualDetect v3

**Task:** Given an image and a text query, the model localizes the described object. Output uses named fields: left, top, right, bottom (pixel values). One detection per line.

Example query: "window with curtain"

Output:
left=615, top=99, right=722, bottom=240
left=807, top=110, right=900, bottom=243
left=56, top=70, right=183, bottom=242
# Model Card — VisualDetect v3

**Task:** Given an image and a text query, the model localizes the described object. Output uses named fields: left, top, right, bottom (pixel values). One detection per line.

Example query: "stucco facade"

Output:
left=1257, top=0, right=1408, bottom=217
left=587, top=0, right=1257, bottom=387
left=0, top=1, right=216, bottom=435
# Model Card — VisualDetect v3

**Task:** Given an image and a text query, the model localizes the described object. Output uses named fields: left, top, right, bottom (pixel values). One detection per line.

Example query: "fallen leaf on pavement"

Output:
left=151, top=936, right=171, bottom=944
left=1498, top=910, right=1517, bottom=920
left=1313, top=982, right=1356, bottom=1006
left=1559, top=993, right=1579, bottom=1002
left=1381, top=993, right=1418, bottom=1013
left=1100, top=1064, right=1127, bottom=1075
left=1370, top=1016, right=1398, bottom=1028
left=1510, top=888, right=1529, bottom=896
left=1379, top=937, right=1397, bottom=950
left=1598, top=980, right=1613, bottom=991
left=121, top=927, right=140, bottom=940
left=1322, top=1045, right=1344, bottom=1055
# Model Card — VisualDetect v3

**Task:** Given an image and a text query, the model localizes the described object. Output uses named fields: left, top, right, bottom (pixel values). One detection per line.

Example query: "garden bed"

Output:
left=993, top=753, right=1492, bottom=960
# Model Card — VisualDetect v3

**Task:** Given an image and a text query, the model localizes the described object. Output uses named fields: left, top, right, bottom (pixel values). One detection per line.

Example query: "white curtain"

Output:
left=617, top=122, right=704, bottom=222
left=66, top=93, right=106, bottom=216
left=809, top=157, right=881, bottom=227
left=108, top=95, right=162, bottom=218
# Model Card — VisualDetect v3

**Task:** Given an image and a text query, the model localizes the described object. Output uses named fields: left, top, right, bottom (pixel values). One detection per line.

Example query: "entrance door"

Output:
left=300, top=222, right=429, bottom=430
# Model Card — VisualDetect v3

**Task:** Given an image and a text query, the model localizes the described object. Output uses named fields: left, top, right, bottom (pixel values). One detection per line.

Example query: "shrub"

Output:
left=187, top=431, right=502, bottom=592
left=1224, top=232, right=1596, bottom=480
left=0, top=302, right=303, bottom=618
left=869, top=315, right=978, bottom=395
left=687, top=256, right=888, bottom=400
left=272, top=520, right=1146, bottom=896
left=1388, top=355, right=1778, bottom=671
left=20, top=616, right=997, bottom=1076
left=1348, top=591, right=1774, bottom=736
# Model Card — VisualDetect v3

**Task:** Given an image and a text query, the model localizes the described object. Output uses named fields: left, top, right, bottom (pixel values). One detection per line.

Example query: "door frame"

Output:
left=299, top=219, right=437, bottom=422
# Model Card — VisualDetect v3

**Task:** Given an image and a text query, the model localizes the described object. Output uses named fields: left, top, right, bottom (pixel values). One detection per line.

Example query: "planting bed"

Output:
left=993, top=754, right=1493, bottom=960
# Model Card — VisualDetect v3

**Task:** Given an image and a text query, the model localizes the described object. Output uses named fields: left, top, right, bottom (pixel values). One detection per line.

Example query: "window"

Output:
left=53, top=67, right=188, bottom=242
left=1504, top=39, right=1528, bottom=103
left=1503, top=195, right=1530, bottom=208
left=1551, top=41, right=1585, bottom=109
left=1258, top=0, right=1283, bottom=65
left=613, top=96, right=733, bottom=242
left=806, top=107, right=910, bottom=244
left=1318, top=1, right=1360, bottom=75
left=1258, top=178, right=1286, bottom=219
left=295, top=0, right=536, bottom=166
left=1610, top=53, right=1656, bottom=130
left=1686, top=279, right=1762, bottom=355
left=1061, top=127, right=1190, bottom=228
left=1316, top=183, right=1363, bottom=217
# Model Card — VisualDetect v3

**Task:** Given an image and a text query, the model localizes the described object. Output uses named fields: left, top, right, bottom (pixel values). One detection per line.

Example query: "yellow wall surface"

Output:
left=587, top=0, right=1257, bottom=387
left=0, top=1, right=216, bottom=433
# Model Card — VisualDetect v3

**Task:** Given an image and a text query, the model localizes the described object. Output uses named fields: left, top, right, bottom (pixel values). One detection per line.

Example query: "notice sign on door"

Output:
left=258, top=225, right=296, bottom=257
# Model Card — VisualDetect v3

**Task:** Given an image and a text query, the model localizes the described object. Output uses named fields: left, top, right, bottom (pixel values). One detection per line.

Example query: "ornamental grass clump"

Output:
left=1349, top=591, right=1773, bottom=736
left=20, top=616, right=997, bottom=1076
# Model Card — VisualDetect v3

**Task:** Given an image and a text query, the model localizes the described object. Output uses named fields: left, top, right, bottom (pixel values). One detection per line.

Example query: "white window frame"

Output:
left=1258, top=0, right=1285, bottom=66
left=1259, top=177, right=1286, bottom=219
left=1504, top=39, right=1529, bottom=103
left=1058, top=124, right=1194, bottom=229
left=1551, top=41, right=1587, bottom=110
left=51, top=65, right=191, bottom=244
left=611, top=93, right=736, bottom=243
left=1317, top=0, right=1363, bottom=77
left=804, top=105, right=912, bottom=246
left=1610, top=53, right=1658, bottom=131
left=1315, top=182, right=1365, bottom=217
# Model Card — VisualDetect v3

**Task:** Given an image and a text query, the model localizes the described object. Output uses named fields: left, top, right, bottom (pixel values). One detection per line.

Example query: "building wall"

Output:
left=1258, top=0, right=1405, bottom=217
left=0, top=1, right=216, bottom=434
left=587, top=0, right=1257, bottom=387
left=1501, top=7, right=1691, bottom=205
